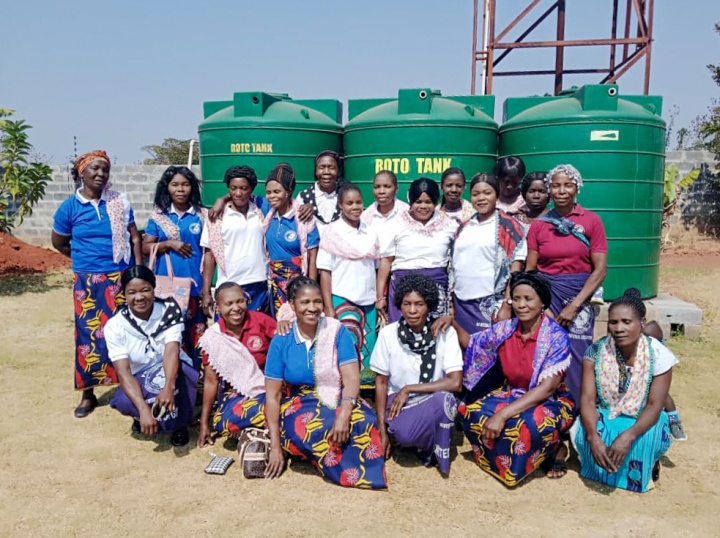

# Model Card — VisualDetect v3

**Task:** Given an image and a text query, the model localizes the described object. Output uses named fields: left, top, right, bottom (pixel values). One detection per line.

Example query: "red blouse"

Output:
left=201, top=312, right=276, bottom=370
left=497, top=324, right=540, bottom=390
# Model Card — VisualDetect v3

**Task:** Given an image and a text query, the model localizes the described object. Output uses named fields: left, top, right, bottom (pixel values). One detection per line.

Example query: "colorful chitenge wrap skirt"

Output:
left=110, top=361, right=199, bottom=432
left=269, top=257, right=303, bottom=318
left=213, top=389, right=267, bottom=437
left=184, top=296, right=207, bottom=371
left=459, top=385, right=575, bottom=486
left=453, top=293, right=501, bottom=335
left=214, top=386, right=387, bottom=490
left=73, top=271, right=124, bottom=390
left=386, top=391, right=457, bottom=475
left=388, top=267, right=449, bottom=323
left=542, top=272, right=595, bottom=406
left=332, top=295, right=377, bottom=388
left=572, top=408, right=672, bottom=493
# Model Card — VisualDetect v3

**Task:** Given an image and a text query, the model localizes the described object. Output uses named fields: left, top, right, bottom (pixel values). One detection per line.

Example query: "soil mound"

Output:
left=0, top=233, right=70, bottom=277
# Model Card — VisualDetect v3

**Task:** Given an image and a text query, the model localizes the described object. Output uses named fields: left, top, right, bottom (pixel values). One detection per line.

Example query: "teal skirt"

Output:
left=332, top=295, right=377, bottom=388
left=572, top=407, right=672, bottom=493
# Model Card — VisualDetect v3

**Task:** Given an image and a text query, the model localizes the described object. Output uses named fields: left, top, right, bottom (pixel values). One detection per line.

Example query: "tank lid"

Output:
left=347, top=88, right=496, bottom=125
left=502, top=84, right=664, bottom=125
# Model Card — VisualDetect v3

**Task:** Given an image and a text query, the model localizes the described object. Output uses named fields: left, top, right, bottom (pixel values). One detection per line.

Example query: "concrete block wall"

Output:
left=666, top=150, right=720, bottom=236
left=13, top=165, right=201, bottom=245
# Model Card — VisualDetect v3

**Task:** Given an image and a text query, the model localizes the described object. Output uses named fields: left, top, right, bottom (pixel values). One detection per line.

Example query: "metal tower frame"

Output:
left=471, top=0, right=655, bottom=95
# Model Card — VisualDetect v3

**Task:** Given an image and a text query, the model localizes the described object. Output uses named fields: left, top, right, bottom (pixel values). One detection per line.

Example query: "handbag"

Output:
left=148, top=243, right=193, bottom=314
left=237, top=427, right=271, bottom=479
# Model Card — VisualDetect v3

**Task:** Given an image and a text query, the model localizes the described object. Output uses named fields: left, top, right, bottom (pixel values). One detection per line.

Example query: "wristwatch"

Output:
left=341, top=396, right=357, bottom=406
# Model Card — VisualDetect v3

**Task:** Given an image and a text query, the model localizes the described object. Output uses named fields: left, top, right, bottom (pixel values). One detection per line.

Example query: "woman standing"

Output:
left=437, top=167, right=475, bottom=224
left=200, top=165, right=270, bottom=315
left=525, top=164, right=608, bottom=406
left=452, top=173, right=526, bottom=335
left=317, top=183, right=380, bottom=388
left=143, top=166, right=206, bottom=370
left=520, top=171, right=550, bottom=225
left=296, top=150, right=343, bottom=235
left=263, top=163, right=320, bottom=317
left=197, top=282, right=275, bottom=447
left=377, top=178, right=458, bottom=323
left=459, top=271, right=576, bottom=485
left=360, top=170, right=409, bottom=254
left=51, top=150, right=142, bottom=418
left=263, top=277, right=387, bottom=489
left=494, top=156, right=527, bottom=216
left=371, top=274, right=463, bottom=475
left=105, top=266, right=197, bottom=447
left=572, top=288, right=677, bottom=492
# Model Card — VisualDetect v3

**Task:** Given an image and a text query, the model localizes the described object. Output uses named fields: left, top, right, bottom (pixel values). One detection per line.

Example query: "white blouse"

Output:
left=382, top=212, right=458, bottom=271
left=105, top=302, right=191, bottom=375
left=370, top=322, right=463, bottom=395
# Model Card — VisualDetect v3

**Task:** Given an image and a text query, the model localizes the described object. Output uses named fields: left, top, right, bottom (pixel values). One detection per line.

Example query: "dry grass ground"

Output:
left=1, top=264, right=719, bottom=537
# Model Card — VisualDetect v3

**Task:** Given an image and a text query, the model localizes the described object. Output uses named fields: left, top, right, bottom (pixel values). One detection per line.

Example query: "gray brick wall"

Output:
left=14, top=165, right=201, bottom=245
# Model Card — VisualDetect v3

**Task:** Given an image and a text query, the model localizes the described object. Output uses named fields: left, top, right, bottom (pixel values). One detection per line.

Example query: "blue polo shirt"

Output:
left=53, top=190, right=135, bottom=273
left=145, top=205, right=204, bottom=296
left=264, top=323, right=357, bottom=386
left=265, top=210, right=320, bottom=261
left=253, top=195, right=271, bottom=215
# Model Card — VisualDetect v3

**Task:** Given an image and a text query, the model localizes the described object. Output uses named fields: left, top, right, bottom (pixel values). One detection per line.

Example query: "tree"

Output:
left=141, top=138, right=198, bottom=165
left=0, top=109, right=52, bottom=233
left=696, top=23, right=720, bottom=165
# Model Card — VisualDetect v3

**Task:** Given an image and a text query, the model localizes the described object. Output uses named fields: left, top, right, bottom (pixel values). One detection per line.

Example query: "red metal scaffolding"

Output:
left=471, top=0, right=655, bottom=95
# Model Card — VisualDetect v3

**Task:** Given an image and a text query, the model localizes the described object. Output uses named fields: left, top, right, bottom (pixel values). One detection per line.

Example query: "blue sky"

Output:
left=1, top=0, right=717, bottom=164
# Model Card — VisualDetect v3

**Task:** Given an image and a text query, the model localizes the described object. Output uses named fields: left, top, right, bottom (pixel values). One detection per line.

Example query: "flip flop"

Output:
left=546, top=459, right=568, bottom=479
left=652, top=461, right=661, bottom=482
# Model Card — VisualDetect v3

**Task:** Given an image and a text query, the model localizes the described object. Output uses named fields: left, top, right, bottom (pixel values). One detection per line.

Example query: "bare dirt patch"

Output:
left=0, top=268, right=718, bottom=537
left=0, top=233, right=70, bottom=277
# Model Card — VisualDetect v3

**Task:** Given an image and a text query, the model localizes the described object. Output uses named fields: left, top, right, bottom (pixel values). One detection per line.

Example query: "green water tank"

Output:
left=343, top=88, right=498, bottom=202
left=500, top=84, right=666, bottom=300
left=198, top=92, right=343, bottom=205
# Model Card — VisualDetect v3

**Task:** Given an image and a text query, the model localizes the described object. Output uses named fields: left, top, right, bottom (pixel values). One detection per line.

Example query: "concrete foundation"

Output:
left=594, top=293, right=703, bottom=340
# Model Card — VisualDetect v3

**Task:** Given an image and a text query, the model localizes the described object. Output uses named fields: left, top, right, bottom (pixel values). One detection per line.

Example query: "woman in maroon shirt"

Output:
left=525, top=164, right=608, bottom=407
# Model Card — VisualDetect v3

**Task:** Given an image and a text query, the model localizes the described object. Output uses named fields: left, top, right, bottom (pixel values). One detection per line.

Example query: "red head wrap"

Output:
left=75, top=150, right=111, bottom=176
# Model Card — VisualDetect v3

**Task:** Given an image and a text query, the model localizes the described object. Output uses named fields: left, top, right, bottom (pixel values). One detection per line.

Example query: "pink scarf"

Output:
left=313, top=317, right=343, bottom=409
left=438, top=199, right=476, bottom=224
left=198, top=323, right=265, bottom=397
left=104, top=189, right=131, bottom=265
left=206, top=203, right=263, bottom=274
left=319, top=220, right=379, bottom=261
left=401, top=208, right=453, bottom=237
left=262, top=199, right=315, bottom=275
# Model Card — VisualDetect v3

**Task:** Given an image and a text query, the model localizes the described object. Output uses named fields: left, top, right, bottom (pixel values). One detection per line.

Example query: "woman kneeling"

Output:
left=459, top=271, right=575, bottom=486
left=263, top=277, right=387, bottom=489
left=197, top=282, right=276, bottom=447
left=371, top=274, right=462, bottom=475
left=105, top=266, right=198, bottom=447
left=571, top=288, right=676, bottom=493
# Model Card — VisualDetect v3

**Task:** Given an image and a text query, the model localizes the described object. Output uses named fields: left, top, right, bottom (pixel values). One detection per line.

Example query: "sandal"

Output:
left=546, top=459, right=568, bottom=479
left=652, top=461, right=661, bottom=482
left=74, top=395, right=98, bottom=418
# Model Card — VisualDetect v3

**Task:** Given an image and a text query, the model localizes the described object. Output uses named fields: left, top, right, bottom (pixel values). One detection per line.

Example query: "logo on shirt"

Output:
left=574, top=223, right=586, bottom=235
left=247, top=335, right=263, bottom=351
left=142, top=362, right=167, bottom=393
left=570, top=303, right=593, bottom=335
left=284, top=230, right=298, bottom=242
left=189, top=222, right=202, bottom=235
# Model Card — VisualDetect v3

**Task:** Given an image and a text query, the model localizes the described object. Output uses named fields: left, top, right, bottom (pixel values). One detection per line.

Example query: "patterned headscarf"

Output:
left=546, top=164, right=583, bottom=191
left=76, top=150, right=111, bottom=176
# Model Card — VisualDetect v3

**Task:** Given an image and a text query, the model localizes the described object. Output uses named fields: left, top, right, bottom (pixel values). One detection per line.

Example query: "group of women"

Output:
left=51, top=149, right=682, bottom=493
